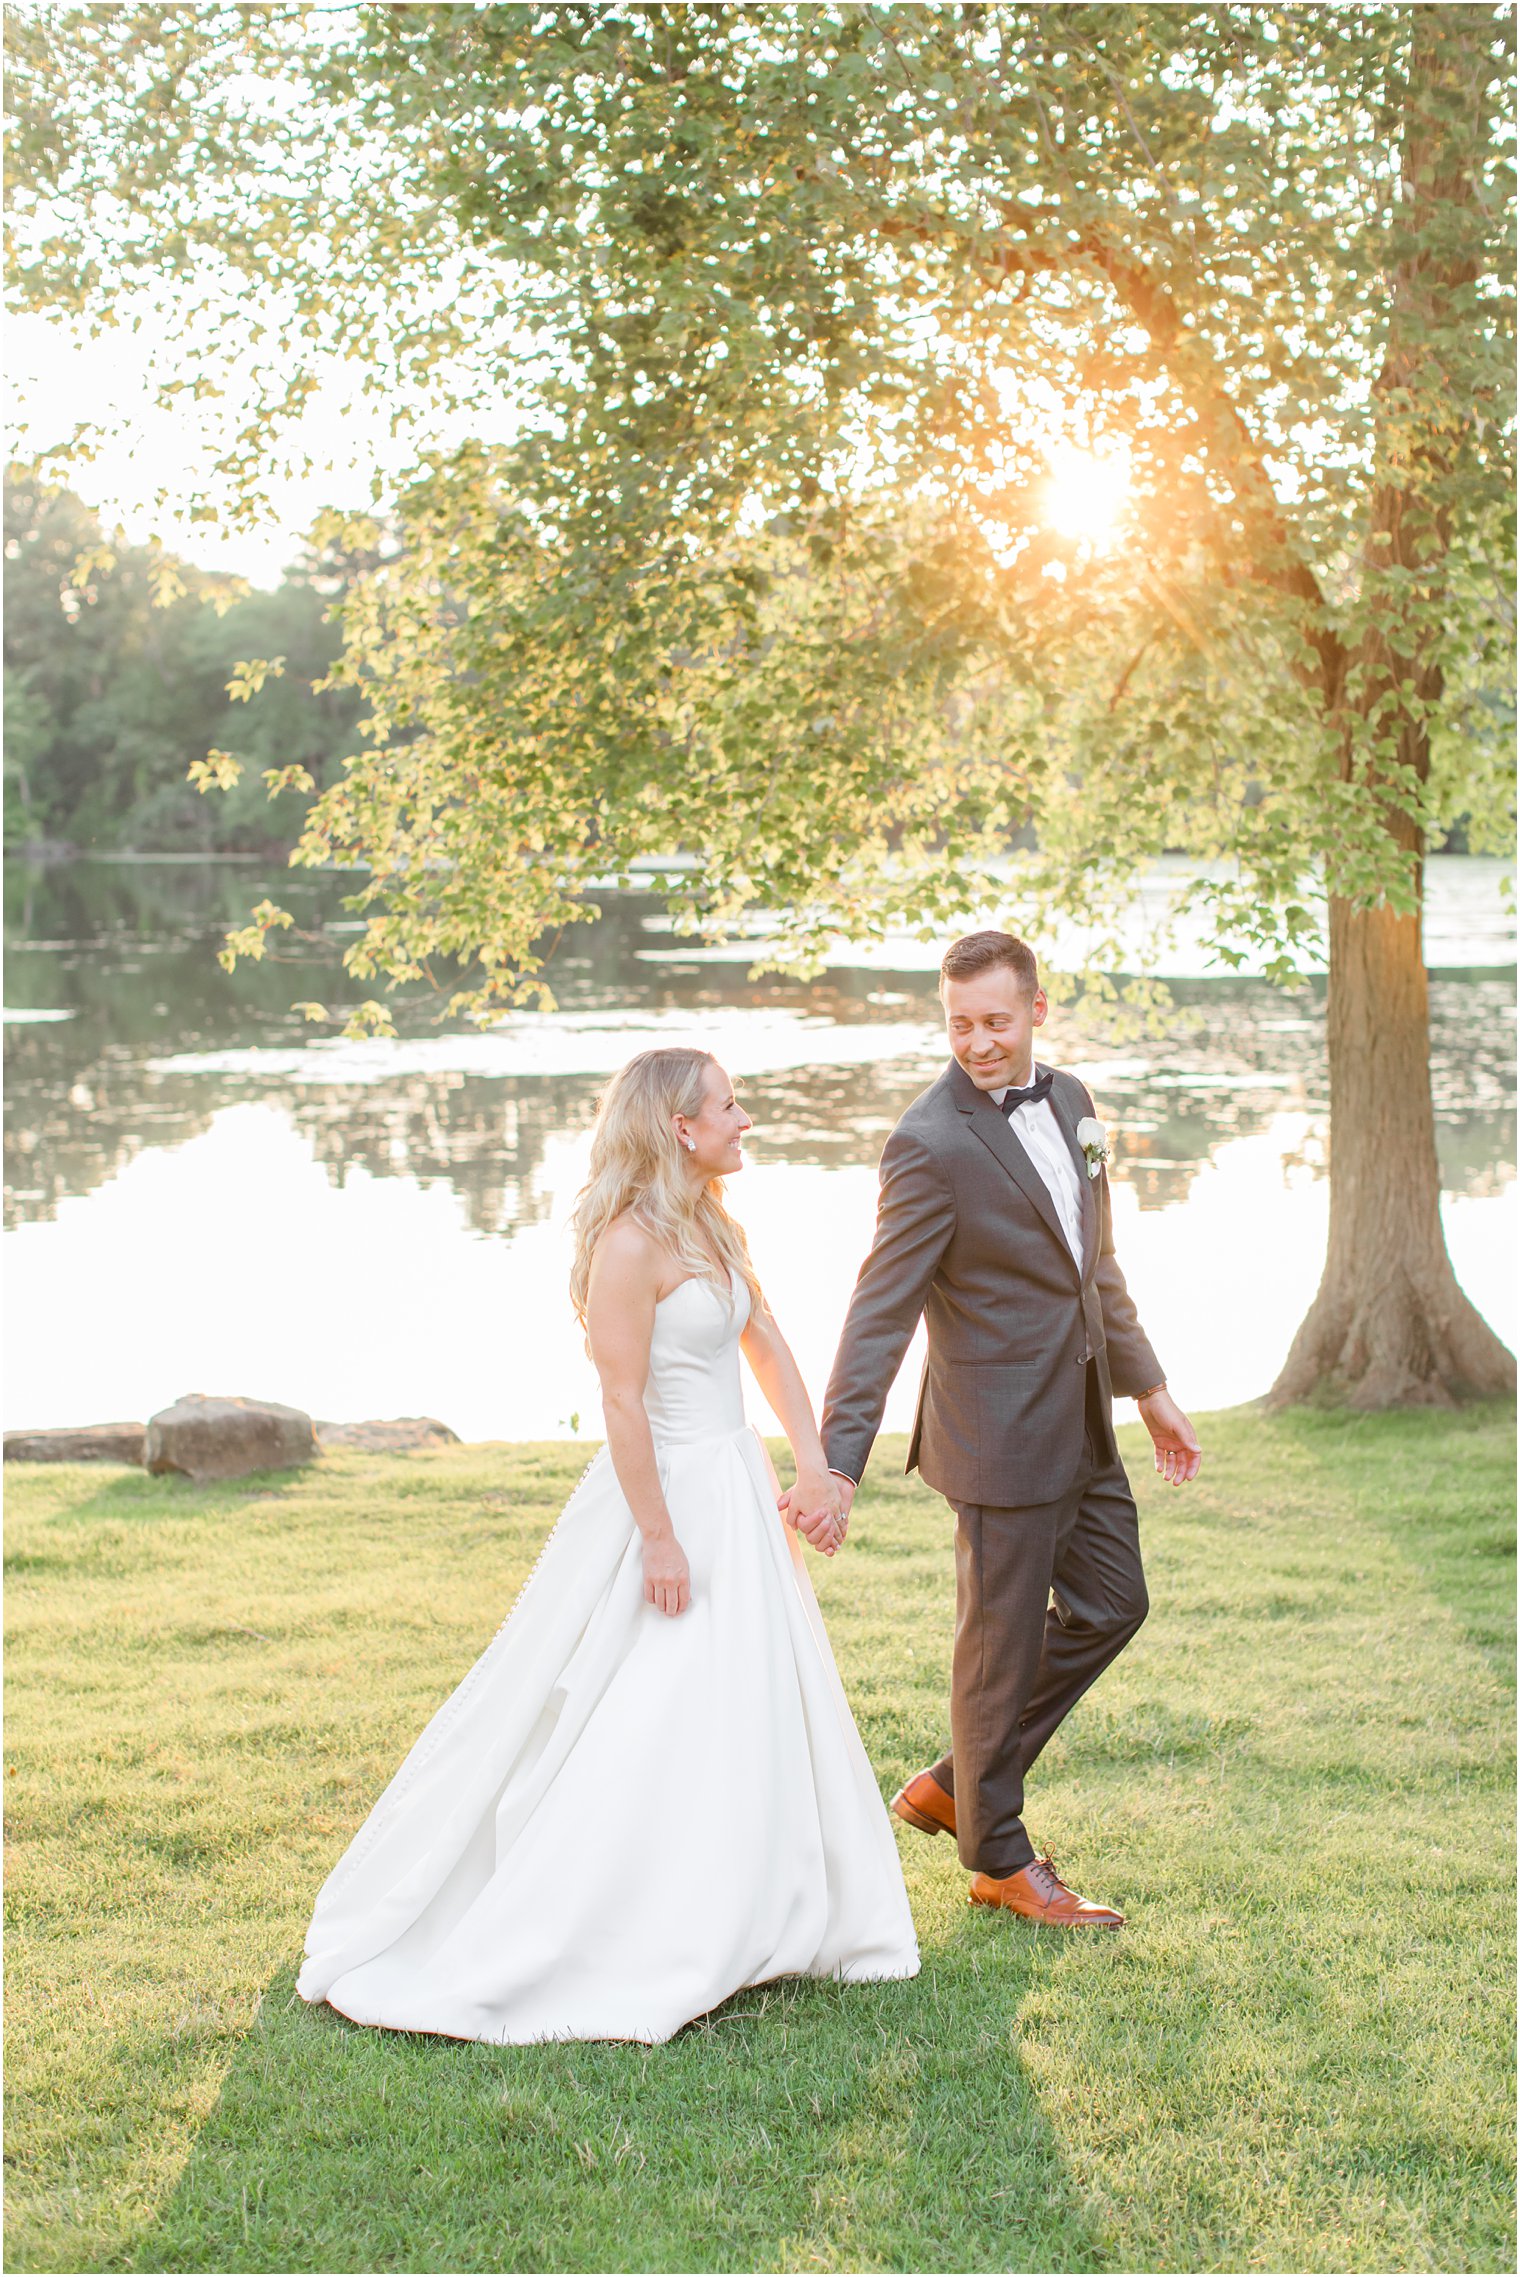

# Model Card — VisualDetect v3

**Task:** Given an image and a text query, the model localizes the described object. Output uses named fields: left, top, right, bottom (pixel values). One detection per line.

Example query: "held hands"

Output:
left=777, top=1469, right=854, bottom=1558
left=1137, top=1388, right=1203, bottom=1484
left=641, top=1529, right=691, bottom=1617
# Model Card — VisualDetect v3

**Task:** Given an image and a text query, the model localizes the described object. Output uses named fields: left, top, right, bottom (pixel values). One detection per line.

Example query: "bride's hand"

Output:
left=641, top=1531, right=691, bottom=1617
left=781, top=1470, right=844, bottom=1557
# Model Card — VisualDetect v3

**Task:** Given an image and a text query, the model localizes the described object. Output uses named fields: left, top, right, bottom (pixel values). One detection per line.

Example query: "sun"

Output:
left=1042, top=447, right=1129, bottom=547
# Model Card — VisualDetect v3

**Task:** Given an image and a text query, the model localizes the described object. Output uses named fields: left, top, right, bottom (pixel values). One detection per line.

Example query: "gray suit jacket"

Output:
left=821, top=1059, right=1163, bottom=1508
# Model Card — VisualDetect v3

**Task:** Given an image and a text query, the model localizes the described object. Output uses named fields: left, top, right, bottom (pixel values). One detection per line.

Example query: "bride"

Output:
left=297, top=1046, right=919, bottom=2044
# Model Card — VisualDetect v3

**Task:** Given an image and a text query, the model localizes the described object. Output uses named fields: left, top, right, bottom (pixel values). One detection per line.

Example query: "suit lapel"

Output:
left=1048, top=1075, right=1098, bottom=1281
left=949, top=1059, right=1079, bottom=1277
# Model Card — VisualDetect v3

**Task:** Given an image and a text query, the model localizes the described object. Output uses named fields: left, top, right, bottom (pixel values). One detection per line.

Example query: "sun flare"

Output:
left=1042, top=448, right=1129, bottom=547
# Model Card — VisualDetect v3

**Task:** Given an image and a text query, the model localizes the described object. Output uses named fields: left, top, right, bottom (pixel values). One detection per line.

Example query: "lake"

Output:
left=4, top=855, right=1514, bottom=1444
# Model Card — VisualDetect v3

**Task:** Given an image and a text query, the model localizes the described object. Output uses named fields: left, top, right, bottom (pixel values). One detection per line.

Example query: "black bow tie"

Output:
left=999, top=1071, right=1053, bottom=1117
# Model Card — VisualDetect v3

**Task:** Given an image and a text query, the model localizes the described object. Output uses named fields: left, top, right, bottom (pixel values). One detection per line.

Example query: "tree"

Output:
left=2, top=468, right=214, bottom=847
left=6, top=3, right=1514, bottom=1404
left=1, top=469, right=365, bottom=849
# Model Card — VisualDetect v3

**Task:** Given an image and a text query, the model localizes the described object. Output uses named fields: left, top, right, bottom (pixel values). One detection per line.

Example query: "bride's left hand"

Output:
left=778, top=1469, right=844, bottom=1556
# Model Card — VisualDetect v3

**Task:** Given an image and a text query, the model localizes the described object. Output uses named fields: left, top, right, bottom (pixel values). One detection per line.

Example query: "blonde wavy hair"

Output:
left=569, top=1048, right=763, bottom=1325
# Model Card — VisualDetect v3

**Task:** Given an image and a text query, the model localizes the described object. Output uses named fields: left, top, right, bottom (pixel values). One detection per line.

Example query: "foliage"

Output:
left=5, top=5, right=1514, bottom=1025
left=5, top=1407, right=1515, bottom=2271
left=1, top=469, right=364, bottom=851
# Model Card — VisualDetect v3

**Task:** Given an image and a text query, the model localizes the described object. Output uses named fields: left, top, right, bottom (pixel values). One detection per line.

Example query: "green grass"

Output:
left=5, top=1405, right=1514, bottom=2274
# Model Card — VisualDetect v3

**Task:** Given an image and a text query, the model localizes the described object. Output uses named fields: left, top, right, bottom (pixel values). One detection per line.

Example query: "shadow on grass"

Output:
left=131, top=1924, right=1106, bottom=2277
left=5, top=1462, right=318, bottom=1528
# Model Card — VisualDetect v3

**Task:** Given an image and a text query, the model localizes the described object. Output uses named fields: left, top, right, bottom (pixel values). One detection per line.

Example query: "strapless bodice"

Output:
left=642, top=1272, right=750, bottom=1445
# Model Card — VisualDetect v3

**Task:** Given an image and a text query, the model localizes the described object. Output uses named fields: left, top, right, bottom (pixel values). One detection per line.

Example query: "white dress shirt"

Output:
left=993, top=1077, right=1086, bottom=1268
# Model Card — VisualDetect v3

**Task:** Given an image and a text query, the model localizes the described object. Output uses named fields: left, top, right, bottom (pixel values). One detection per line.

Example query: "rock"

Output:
left=145, top=1395, right=317, bottom=1482
left=4, top=1422, right=146, bottom=1464
left=315, top=1417, right=461, bottom=1453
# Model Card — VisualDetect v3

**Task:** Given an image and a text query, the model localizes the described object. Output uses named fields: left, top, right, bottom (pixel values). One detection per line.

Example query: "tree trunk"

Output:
left=1270, top=6, right=1513, bottom=1409
left=1270, top=877, right=1515, bottom=1406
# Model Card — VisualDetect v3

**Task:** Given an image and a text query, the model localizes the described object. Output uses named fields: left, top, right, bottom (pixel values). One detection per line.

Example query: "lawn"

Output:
left=5, top=1404, right=1514, bottom=2274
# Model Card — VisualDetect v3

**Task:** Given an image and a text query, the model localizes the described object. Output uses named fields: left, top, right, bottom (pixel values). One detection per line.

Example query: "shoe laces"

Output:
left=1028, top=1851, right=1067, bottom=1900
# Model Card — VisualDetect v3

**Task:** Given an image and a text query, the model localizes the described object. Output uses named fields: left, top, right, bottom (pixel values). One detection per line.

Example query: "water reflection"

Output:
left=3, top=857, right=1514, bottom=1435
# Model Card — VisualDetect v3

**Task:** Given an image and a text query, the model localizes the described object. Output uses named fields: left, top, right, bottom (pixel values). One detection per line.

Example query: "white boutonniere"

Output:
left=1075, top=1116, right=1110, bottom=1181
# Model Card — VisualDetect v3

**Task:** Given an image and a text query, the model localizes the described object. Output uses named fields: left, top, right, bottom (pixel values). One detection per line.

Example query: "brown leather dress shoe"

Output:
left=969, top=1852, right=1124, bottom=1928
left=890, top=1769, right=957, bottom=1840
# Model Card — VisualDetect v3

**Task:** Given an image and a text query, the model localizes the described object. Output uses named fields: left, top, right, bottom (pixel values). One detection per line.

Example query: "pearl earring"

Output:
left=683, top=1137, right=696, bottom=1152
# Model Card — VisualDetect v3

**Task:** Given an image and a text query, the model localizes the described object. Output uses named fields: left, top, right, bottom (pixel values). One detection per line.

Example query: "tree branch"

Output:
left=875, top=198, right=1348, bottom=708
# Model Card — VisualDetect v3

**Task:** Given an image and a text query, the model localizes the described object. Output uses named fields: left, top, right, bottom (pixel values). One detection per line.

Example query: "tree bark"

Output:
left=1271, top=880, right=1515, bottom=1406
left=1270, top=5, right=1513, bottom=1408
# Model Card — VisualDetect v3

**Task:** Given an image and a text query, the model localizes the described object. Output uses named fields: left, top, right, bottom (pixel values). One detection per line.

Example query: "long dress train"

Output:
left=297, top=1272, right=919, bottom=2044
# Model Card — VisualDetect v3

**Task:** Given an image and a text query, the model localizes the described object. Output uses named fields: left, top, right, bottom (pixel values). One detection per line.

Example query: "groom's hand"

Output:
left=777, top=1470, right=845, bottom=1556
left=777, top=1489, right=839, bottom=1554
left=830, top=1474, right=856, bottom=1535
left=1137, top=1388, right=1202, bottom=1484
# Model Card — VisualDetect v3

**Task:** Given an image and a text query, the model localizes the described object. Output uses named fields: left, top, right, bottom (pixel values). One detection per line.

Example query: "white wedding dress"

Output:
left=297, top=1272, right=919, bottom=2044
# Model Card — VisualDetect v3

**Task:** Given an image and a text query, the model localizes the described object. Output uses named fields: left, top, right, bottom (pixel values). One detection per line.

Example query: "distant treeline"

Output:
left=3, top=468, right=368, bottom=853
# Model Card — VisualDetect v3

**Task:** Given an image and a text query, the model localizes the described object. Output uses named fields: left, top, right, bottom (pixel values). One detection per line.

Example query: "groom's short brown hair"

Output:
left=940, top=930, right=1039, bottom=995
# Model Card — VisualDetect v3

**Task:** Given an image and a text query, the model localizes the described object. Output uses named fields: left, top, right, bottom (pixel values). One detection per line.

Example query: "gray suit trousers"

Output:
left=929, top=1365, right=1149, bottom=1878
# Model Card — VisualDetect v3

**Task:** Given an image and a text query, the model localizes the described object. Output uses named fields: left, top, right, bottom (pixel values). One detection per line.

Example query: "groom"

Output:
left=802, top=929, right=1200, bottom=1928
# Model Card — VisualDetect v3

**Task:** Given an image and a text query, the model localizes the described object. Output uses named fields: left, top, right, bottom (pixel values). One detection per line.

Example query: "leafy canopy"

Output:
left=7, top=3, right=1514, bottom=1026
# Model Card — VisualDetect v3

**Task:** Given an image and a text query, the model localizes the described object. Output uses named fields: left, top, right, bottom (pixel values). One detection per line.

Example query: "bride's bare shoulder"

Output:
left=588, top=1212, right=668, bottom=1291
